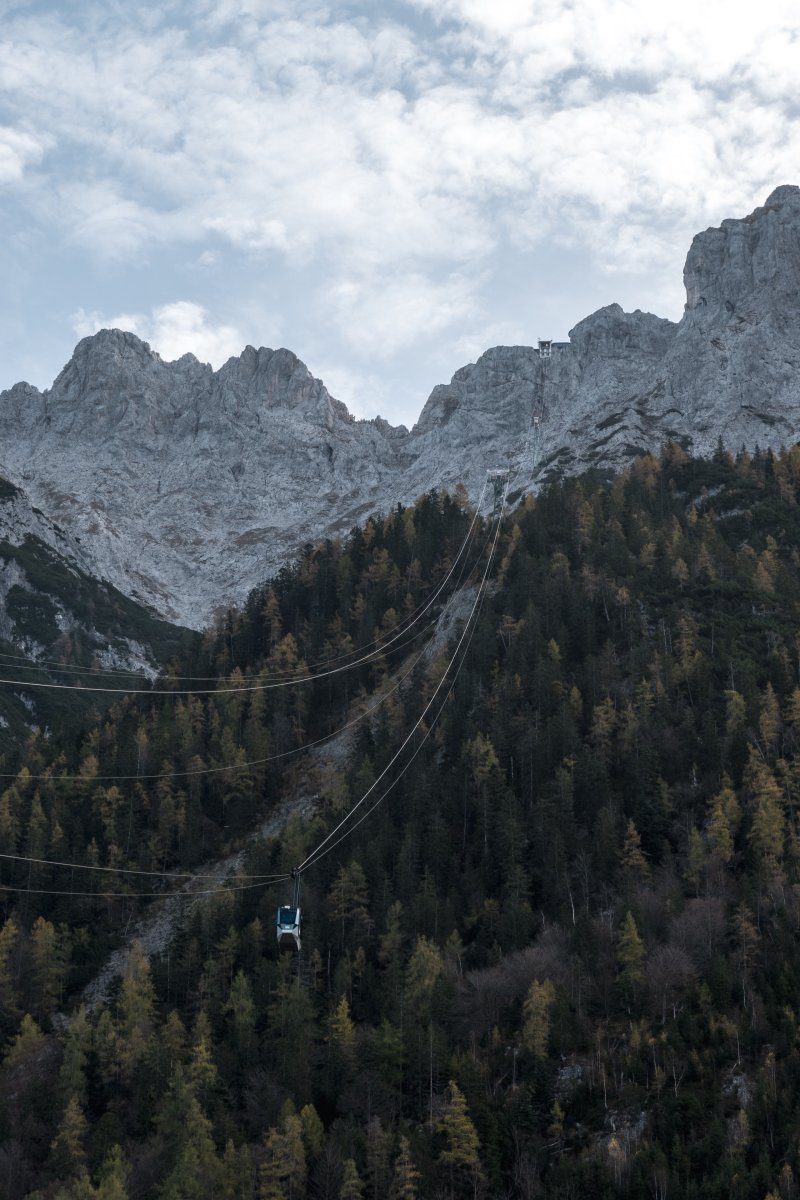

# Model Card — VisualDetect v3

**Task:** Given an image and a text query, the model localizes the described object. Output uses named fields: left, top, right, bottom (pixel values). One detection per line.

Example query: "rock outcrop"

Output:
left=0, top=475, right=192, bottom=743
left=2, top=187, right=800, bottom=627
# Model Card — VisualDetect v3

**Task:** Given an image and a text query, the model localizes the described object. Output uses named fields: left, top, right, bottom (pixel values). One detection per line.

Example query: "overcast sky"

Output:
left=2, top=0, right=799, bottom=425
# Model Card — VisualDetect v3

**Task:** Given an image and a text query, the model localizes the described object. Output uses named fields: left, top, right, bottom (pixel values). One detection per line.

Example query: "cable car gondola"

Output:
left=277, top=868, right=302, bottom=952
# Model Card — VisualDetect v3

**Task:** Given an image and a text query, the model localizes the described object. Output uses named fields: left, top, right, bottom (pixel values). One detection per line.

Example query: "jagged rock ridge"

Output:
left=2, top=186, right=800, bottom=628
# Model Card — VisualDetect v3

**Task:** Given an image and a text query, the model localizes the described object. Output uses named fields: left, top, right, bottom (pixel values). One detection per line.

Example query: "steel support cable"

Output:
left=0, top=874, right=291, bottom=900
left=0, top=483, right=490, bottom=684
left=0, top=489, right=491, bottom=697
left=0, top=610, right=445, bottom=692
left=0, top=548, right=490, bottom=904
left=296, top=492, right=507, bottom=875
left=298, top=525, right=498, bottom=872
left=0, top=626, right=434, bottom=783
left=0, top=852, right=289, bottom=881
left=0, top=654, right=162, bottom=678
left=0, top=516, right=495, bottom=784
left=0, top=520, right=494, bottom=897
left=297, top=494, right=505, bottom=874
left=0, top=505, right=506, bottom=901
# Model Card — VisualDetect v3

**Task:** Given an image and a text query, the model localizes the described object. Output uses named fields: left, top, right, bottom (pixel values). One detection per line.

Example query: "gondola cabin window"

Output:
left=277, top=904, right=302, bottom=951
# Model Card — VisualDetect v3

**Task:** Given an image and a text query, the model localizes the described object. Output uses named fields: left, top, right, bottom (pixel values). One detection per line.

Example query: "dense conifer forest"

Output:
left=4, top=443, right=800, bottom=1198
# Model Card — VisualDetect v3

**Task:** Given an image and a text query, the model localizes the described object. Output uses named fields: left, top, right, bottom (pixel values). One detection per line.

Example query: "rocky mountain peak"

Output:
left=569, top=303, right=677, bottom=362
left=763, top=183, right=800, bottom=209
left=683, top=185, right=800, bottom=324
left=73, top=325, right=157, bottom=360
left=2, top=187, right=800, bottom=628
left=215, top=344, right=351, bottom=422
left=57, top=327, right=176, bottom=390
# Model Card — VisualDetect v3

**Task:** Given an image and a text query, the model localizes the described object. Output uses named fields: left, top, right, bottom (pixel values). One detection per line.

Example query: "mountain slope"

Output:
left=0, top=474, right=195, bottom=746
left=5, top=449, right=800, bottom=1198
left=2, top=186, right=800, bottom=626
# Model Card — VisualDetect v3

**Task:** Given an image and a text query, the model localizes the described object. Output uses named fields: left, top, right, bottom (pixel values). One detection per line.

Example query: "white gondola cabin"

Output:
left=276, top=904, right=301, bottom=952
left=277, top=869, right=302, bottom=952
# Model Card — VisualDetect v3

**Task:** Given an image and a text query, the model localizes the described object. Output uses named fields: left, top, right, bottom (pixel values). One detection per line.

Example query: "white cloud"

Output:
left=57, top=182, right=168, bottom=259
left=409, top=0, right=540, bottom=37
left=3, top=0, right=800, bottom=410
left=72, top=301, right=244, bottom=367
left=410, top=0, right=800, bottom=86
left=3, top=2, right=794, bottom=285
left=325, top=270, right=479, bottom=357
left=447, top=320, right=529, bottom=364
left=0, top=125, right=46, bottom=183
left=309, top=361, right=394, bottom=421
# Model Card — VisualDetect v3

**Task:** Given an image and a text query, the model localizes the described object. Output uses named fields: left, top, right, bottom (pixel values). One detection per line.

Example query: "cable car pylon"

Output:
left=487, top=467, right=510, bottom=510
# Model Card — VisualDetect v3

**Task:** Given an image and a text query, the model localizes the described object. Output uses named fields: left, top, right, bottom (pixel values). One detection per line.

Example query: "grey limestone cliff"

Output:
left=2, top=186, right=800, bottom=627
left=0, top=475, right=193, bottom=740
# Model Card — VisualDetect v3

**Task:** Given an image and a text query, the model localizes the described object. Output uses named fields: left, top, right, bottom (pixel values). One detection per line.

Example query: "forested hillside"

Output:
left=3, top=444, right=800, bottom=1198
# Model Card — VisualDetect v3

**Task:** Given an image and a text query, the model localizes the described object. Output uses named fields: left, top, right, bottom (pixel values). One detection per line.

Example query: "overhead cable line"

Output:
left=0, top=851, right=288, bottom=882
left=300, top=523, right=497, bottom=872
left=0, top=487, right=491, bottom=697
left=0, top=510, right=496, bottom=900
left=297, top=489, right=505, bottom=874
left=0, top=490, right=504, bottom=904
left=0, top=628, right=433, bottom=782
left=0, top=500, right=505, bottom=902
left=297, top=485, right=507, bottom=875
left=0, top=652, right=161, bottom=678
left=0, top=515, right=494, bottom=784
left=0, top=613, right=437, bottom=695
left=0, top=483, right=489, bottom=684
left=0, top=874, right=290, bottom=901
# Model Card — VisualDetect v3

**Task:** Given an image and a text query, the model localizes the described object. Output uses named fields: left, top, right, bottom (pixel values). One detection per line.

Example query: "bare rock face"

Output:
left=2, top=187, right=800, bottom=627
left=683, top=185, right=800, bottom=322
left=0, top=474, right=187, bottom=679
left=0, top=334, right=405, bottom=625
left=416, top=185, right=800, bottom=492
left=667, top=185, right=800, bottom=450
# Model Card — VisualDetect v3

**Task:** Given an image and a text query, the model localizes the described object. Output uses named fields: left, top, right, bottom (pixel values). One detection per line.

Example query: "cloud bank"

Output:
left=1, top=0, right=799, bottom=418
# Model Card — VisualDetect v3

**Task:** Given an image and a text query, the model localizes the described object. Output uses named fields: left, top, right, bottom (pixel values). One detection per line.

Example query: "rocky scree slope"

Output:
left=2, top=186, right=800, bottom=628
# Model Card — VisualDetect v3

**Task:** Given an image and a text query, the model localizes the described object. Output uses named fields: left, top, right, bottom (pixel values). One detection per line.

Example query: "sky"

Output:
left=1, top=0, right=800, bottom=426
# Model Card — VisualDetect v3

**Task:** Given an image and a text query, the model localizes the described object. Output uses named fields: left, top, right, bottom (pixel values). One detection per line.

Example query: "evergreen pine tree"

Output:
left=260, top=1112, right=306, bottom=1200
left=621, top=818, right=650, bottom=887
left=436, top=1080, right=483, bottom=1197
left=60, top=1006, right=90, bottom=1106
left=95, top=1146, right=129, bottom=1200
left=522, top=978, right=555, bottom=1058
left=329, top=994, right=356, bottom=1066
left=48, top=1096, right=88, bottom=1181
left=617, top=912, right=645, bottom=993
left=0, top=917, right=20, bottom=1034
left=390, top=1137, right=420, bottom=1200
left=339, top=1158, right=364, bottom=1200
left=117, top=941, right=156, bottom=1077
